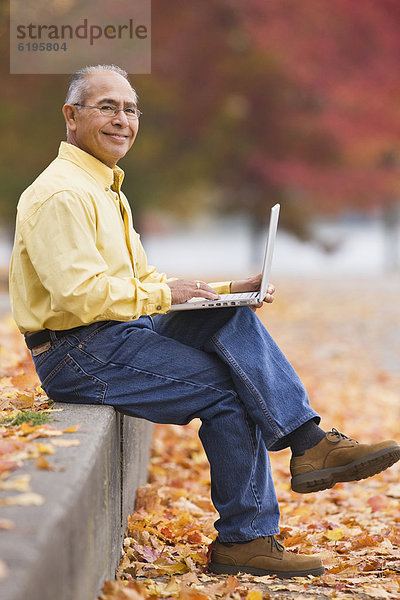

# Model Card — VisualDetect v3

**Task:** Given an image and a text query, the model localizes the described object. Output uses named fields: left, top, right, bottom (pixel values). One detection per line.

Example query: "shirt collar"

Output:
left=58, top=141, right=125, bottom=192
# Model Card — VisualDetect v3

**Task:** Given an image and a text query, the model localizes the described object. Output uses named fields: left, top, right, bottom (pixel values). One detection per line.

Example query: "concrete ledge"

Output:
left=0, top=403, right=153, bottom=600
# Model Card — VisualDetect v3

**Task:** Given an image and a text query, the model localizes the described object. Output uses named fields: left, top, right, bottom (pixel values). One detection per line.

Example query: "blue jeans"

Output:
left=32, top=307, right=319, bottom=541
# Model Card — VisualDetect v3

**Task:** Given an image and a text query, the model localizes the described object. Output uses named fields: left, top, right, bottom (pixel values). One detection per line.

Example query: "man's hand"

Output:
left=167, top=279, right=220, bottom=305
left=231, top=274, right=275, bottom=309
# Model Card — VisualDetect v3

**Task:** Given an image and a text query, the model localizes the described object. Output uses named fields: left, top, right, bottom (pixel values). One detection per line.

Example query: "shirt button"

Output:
left=105, top=187, right=109, bottom=191
left=157, top=305, right=162, bottom=310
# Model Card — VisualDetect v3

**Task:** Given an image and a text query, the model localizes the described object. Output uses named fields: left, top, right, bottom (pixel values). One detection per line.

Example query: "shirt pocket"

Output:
left=41, top=353, right=107, bottom=405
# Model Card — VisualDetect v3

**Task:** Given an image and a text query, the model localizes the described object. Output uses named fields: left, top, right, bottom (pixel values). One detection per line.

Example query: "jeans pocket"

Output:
left=41, top=354, right=107, bottom=405
left=33, top=339, right=67, bottom=368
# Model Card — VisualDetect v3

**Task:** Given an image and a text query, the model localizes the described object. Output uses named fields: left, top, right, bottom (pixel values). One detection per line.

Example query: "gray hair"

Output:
left=65, top=64, right=138, bottom=105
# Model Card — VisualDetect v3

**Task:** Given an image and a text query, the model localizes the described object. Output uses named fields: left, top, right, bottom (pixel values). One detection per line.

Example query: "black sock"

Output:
left=286, top=419, right=326, bottom=456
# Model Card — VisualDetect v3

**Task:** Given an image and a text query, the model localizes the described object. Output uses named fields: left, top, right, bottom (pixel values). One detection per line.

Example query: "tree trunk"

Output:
left=382, top=201, right=400, bottom=272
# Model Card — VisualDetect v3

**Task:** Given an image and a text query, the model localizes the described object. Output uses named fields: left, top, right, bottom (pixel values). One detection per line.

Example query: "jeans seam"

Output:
left=41, top=354, right=108, bottom=404
left=73, top=346, right=110, bottom=367
left=244, top=414, right=263, bottom=539
left=67, top=321, right=112, bottom=345
left=33, top=337, right=68, bottom=367
left=103, top=359, right=237, bottom=399
left=210, top=335, right=283, bottom=441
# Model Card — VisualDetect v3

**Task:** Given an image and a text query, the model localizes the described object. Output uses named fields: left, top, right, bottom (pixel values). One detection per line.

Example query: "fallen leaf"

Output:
left=0, top=492, right=45, bottom=506
left=63, top=424, right=81, bottom=433
left=187, top=531, right=202, bottom=544
left=325, top=528, right=345, bottom=541
left=36, top=442, right=55, bottom=454
left=131, top=543, right=161, bottom=563
left=35, top=455, right=52, bottom=470
left=245, top=589, right=263, bottom=600
left=0, top=559, right=8, bottom=581
left=367, top=495, right=389, bottom=512
left=10, top=356, right=39, bottom=389
left=0, top=474, right=31, bottom=492
left=51, top=438, right=80, bottom=447
left=11, top=392, right=35, bottom=409
left=0, top=518, right=15, bottom=530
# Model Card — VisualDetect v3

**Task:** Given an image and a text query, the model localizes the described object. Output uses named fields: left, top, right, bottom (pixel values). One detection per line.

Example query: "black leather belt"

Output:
left=24, top=329, right=69, bottom=350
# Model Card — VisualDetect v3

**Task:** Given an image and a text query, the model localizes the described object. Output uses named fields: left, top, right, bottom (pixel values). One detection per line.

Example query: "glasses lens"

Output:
left=98, top=106, right=140, bottom=119
left=125, top=108, right=140, bottom=119
left=99, top=106, right=116, bottom=116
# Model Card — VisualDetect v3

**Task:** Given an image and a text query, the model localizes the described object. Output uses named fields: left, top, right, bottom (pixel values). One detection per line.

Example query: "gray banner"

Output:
left=10, top=0, right=151, bottom=74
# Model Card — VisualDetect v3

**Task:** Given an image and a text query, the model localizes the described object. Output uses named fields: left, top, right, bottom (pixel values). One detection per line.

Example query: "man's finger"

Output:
left=193, top=281, right=219, bottom=299
left=263, top=293, right=274, bottom=303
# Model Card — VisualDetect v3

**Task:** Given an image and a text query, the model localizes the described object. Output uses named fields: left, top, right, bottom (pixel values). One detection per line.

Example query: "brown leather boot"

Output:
left=291, top=428, right=400, bottom=493
left=208, top=536, right=325, bottom=578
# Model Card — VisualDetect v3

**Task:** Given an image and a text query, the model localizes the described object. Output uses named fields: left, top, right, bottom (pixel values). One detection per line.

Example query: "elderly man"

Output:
left=9, top=65, right=400, bottom=579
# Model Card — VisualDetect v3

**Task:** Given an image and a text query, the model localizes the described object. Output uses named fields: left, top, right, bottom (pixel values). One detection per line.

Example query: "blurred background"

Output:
left=1, top=0, right=400, bottom=292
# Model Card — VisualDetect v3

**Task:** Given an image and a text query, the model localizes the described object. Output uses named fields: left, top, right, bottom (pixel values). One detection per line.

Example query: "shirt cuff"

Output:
left=143, top=282, right=172, bottom=314
left=209, top=281, right=232, bottom=294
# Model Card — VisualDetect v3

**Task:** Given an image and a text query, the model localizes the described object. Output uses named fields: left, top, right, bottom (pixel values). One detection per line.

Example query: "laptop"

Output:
left=169, top=203, right=280, bottom=311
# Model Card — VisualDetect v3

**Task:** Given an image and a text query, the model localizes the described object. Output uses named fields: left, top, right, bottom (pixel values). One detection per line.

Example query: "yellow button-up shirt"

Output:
left=9, top=142, right=230, bottom=333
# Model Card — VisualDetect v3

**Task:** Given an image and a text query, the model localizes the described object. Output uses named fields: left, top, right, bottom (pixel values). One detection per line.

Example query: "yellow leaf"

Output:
left=0, top=492, right=45, bottom=506
left=325, top=528, right=344, bottom=541
left=63, top=424, right=81, bottom=433
left=246, top=589, right=263, bottom=600
left=36, top=442, right=55, bottom=454
left=0, top=474, right=31, bottom=492
left=20, top=422, right=36, bottom=435
left=12, top=392, right=34, bottom=409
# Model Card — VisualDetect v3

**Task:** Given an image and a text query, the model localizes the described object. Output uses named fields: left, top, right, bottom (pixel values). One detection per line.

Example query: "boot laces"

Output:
left=266, top=535, right=284, bottom=553
left=330, top=428, right=357, bottom=444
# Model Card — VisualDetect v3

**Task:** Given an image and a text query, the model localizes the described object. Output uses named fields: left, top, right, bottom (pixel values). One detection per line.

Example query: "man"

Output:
left=9, top=65, right=400, bottom=579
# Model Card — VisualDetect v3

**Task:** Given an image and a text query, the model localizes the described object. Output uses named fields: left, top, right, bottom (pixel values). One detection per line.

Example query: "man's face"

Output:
left=65, top=71, right=139, bottom=168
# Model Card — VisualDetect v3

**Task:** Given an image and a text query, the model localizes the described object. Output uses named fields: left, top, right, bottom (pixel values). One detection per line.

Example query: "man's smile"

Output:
left=103, top=132, right=130, bottom=141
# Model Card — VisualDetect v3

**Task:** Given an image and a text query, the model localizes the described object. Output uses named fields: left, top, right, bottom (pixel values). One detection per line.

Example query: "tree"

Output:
left=1, top=0, right=400, bottom=266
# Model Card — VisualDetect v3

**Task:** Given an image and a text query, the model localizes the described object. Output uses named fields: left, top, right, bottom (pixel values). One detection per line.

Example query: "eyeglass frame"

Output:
left=73, top=103, right=142, bottom=120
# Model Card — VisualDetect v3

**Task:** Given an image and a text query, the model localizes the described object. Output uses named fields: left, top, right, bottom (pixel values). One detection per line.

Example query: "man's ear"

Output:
left=62, top=104, right=78, bottom=132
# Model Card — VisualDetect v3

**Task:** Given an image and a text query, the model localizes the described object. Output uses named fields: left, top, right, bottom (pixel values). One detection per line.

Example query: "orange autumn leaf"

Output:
left=101, top=579, right=147, bottom=600
left=63, top=424, right=82, bottom=433
left=179, top=589, right=209, bottom=600
left=10, top=355, right=40, bottom=390
left=186, top=532, right=202, bottom=544
left=161, top=527, right=173, bottom=538
left=351, top=534, right=384, bottom=549
left=19, top=422, right=36, bottom=435
left=0, top=459, right=18, bottom=475
left=35, top=455, right=51, bottom=470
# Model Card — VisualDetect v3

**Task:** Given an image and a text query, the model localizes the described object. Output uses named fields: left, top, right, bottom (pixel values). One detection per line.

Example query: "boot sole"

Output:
left=208, top=562, right=325, bottom=578
left=291, top=445, right=400, bottom=493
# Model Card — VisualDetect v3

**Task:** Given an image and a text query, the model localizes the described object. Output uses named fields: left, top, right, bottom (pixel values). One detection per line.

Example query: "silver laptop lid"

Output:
left=258, top=204, right=280, bottom=300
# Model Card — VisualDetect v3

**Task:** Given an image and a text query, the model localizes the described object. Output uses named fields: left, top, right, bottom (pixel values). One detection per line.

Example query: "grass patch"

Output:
left=0, top=410, right=51, bottom=427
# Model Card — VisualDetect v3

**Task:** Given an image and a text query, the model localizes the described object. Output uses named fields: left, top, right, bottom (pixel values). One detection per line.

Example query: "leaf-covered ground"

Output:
left=0, top=315, right=81, bottom=580
left=100, top=277, right=400, bottom=600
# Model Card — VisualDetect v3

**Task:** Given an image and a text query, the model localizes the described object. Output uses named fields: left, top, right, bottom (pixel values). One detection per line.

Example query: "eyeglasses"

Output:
left=73, top=103, right=142, bottom=120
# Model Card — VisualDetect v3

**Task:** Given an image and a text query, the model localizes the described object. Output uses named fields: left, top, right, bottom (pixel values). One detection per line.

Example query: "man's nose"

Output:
left=112, top=109, right=130, bottom=126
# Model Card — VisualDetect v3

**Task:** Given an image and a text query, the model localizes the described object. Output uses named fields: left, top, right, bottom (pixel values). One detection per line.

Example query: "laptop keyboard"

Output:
left=218, top=292, right=259, bottom=300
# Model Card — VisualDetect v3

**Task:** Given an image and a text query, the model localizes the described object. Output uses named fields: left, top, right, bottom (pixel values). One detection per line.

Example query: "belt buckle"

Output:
left=32, top=341, right=51, bottom=356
